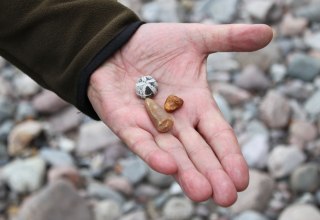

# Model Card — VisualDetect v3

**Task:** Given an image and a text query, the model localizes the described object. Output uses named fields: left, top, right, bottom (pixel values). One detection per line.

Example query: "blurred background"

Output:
left=0, top=0, right=320, bottom=219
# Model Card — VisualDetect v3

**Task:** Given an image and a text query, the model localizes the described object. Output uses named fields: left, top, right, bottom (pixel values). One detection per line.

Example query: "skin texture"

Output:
left=88, top=23, right=273, bottom=206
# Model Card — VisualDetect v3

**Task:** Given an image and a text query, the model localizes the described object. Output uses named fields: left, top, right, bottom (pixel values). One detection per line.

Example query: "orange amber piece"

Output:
left=145, top=98, right=174, bottom=133
left=164, top=95, right=184, bottom=113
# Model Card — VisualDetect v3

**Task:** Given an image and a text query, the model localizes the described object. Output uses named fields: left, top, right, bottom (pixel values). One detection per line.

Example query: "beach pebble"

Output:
left=234, top=65, right=271, bottom=92
left=94, top=200, right=122, bottom=220
left=40, top=148, right=74, bottom=167
left=105, top=176, right=133, bottom=196
left=287, top=53, right=320, bottom=82
left=48, top=166, right=81, bottom=187
left=231, top=170, right=274, bottom=213
left=259, top=90, right=291, bottom=129
left=268, top=145, right=306, bottom=178
left=8, top=120, right=43, bottom=156
left=32, top=89, right=69, bottom=114
left=163, top=197, right=194, bottom=220
left=77, top=121, right=121, bottom=155
left=279, top=204, right=320, bottom=220
left=135, top=76, right=158, bottom=99
left=117, top=157, right=149, bottom=184
left=2, top=157, right=46, bottom=193
left=18, top=180, right=93, bottom=220
left=290, top=163, right=320, bottom=193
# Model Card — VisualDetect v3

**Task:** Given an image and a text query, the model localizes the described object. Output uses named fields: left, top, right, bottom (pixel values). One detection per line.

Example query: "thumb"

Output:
left=186, top=24, right=273, bottom=54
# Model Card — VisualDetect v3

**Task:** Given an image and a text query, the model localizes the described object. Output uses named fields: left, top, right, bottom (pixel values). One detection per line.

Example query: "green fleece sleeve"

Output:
left=0, top=0, right=142, bottom=119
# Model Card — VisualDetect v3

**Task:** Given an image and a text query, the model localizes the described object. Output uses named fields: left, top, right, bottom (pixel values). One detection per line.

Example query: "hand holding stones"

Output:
left=136, top=76, right=183, bottom=133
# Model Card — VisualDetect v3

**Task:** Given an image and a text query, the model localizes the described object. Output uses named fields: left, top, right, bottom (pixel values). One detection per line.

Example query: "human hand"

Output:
left=88, top=23, right=273, bottom=206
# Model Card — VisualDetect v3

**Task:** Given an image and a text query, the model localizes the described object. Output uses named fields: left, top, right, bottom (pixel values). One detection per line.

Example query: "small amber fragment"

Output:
left=164, top=95, right=184, bottom=113
left=145, top=98, right=174, bottom=133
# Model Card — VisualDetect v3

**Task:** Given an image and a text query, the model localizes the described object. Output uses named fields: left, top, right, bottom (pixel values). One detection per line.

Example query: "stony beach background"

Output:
left=0, top=0, right=320, bottom=219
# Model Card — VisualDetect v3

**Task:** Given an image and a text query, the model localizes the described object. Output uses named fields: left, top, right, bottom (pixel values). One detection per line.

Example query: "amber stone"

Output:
left=145, top=98, right=174, bottom=133
left=164, top=95, right=184, bottom=113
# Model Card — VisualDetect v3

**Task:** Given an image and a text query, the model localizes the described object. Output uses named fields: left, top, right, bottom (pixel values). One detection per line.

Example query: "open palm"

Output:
left=88, top=23, right=273, bottom=206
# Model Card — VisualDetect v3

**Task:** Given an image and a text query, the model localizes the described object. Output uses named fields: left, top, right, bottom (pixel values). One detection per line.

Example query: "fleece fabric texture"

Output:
left=0, top=0, right=142, bottom=119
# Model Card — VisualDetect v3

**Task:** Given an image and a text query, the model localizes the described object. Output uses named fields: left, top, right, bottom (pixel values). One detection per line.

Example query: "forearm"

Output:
left=0, top=0, right=142, bottom=119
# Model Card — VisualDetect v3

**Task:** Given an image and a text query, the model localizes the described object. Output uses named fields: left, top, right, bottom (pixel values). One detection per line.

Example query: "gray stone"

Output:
left=289, top=100, right=308, bottom=121
left=94, top=200, right=122, bottom=220
left=212, top=83, right=251, bottom=106
left=267, top=145, right=306, bottom=178
left=207, top=53, right=239, bottom=72
left=231, top=170, right=274, bottom=213
left=279, top=80, right=313, bottom=100
left=234, top=65, right=271, bottom=92
left=87, top=181, right=124, bottom=205
left=0, top=57, right=5, bottom=68
left=0, top=120, right=13, bottom=142
left=13, top=73, right=40, bottom=97
left=0, top=97, right=15, bottom=123
left=203, top=0, right=239, bottom=23
left=56, top=136, right=76, bottom=153
left=241, top=134, right=269, bottom=169
left=15, top=101, right=37, bottom=122
left=316, top=190, right=320, bottom=205
left=287, top=0, right=313, bottom=9
left=105, top=176, right=133, bottom=196
left=103, top=143, right=129, bottom=168
left=141, top=0, right=180, bottom=22
left=49, top=106, right=83, bottom=133
left=280, top=13, right=308, bottom=37
left=305, top=32, right=320, bottom=51
left=279, top=204, right=320, bottom=220
left=48, top=166, right=81, bottom=187
left=18, top=180, right=93, bottom=220
left=118, top=157, right=149, bottom=184
left=245, top=0, right=275, bottom=21
left=169, top=182, right=184, bottom=195
left=289, top=120, right=318, bottom=146
left=118, top=0, right=142, bottom=15
left=269, top=63, right=287, bottom=83
left=295, top=3, right=320, bottom=22
left=77, top=121, right=121, bottom=155
left=233, top=210, right=268, bottom=220
left=304, top=90, right=320, bottom=115
left=8, top=120, right=43, bottom=156
left=290, top=163, right=320, bottom=193
left=40, top=148, right=74, bottom=167
left=0, top=75, right=12, bottom=97
left=213, top=93, right=233, bottom=123
left=163, top=197, right=194, bottom=220
left=119, top=210, right=147, bottom=220
left=259, top=90, right=291, bottom=129
left=235, top=42, right=281, bottom=71
left=2, top=156, right=46, bottom=193
left=0, top=143, right=9, bottom=165
left=31, top=89, right=69, bottom=114
left=134, top=184, right=160, bottom=200
left=147, top=169, right=174, bottom=188
left=246, top=120, right=269, bottom=137
left=288, top=53, right=320, bottom=81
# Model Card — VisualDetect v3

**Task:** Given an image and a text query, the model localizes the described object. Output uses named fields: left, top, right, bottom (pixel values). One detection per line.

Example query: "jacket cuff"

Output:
left=77, top=21, right=144, bottom=120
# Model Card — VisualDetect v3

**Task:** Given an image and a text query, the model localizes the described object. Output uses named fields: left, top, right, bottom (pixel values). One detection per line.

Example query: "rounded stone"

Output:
left=94, top=200, right=121, bottom=220
left=279, top=204, right=320, bottom=220
left=135, top=76, right=158, bottom=99
left=290, top=163, right=320, bottom=193
left=163, top=197, right=194, bottom=220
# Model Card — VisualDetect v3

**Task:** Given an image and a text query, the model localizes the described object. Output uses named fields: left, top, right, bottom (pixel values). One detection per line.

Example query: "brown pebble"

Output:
left=145, top=98, right=174, bottom=133
left=164, top=95, right=184, bottom=112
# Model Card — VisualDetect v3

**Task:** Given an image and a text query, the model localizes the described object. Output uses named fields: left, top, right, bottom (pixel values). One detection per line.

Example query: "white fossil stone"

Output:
left=135, top=76, right=158, bottom=99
